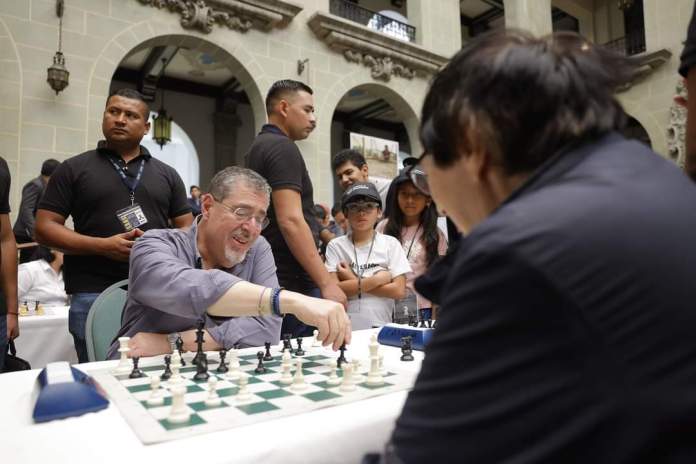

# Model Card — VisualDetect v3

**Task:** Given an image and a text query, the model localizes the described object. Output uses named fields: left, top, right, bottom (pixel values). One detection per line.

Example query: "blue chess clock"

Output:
left=377, top=323, right=434, bottom=351
left=33, top=362, right=109, bottom=423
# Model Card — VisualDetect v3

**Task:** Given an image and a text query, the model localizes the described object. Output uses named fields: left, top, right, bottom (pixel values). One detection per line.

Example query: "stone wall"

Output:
left=0, top=0, right=458, bottom=221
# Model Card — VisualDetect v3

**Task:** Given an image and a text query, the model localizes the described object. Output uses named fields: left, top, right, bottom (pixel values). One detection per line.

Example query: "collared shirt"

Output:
left=17, top=259, right=68, bottom=306
left=106, top=219, right=281, bottom=359
left=245, top=124, right=321, bottom=291
left=38, top=141, right=191, bottom=293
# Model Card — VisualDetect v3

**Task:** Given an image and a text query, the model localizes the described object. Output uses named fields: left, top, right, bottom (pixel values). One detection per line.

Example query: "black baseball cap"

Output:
left=341, top=182, right=382, bottom=209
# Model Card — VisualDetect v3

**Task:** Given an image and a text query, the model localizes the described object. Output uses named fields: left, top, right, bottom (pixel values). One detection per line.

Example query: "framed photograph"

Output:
left=349, top=132, right=399, bottom=180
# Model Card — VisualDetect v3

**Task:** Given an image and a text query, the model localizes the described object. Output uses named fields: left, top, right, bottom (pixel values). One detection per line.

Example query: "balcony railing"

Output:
left=603, top=34, right=646, bottom=56
left=329, top=0, right=415, bottom=43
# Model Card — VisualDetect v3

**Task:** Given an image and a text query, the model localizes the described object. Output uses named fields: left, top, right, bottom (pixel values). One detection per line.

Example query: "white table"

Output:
left=14, top=306, right=78, bottom=369
left=0, top=329, right=423, bottom=464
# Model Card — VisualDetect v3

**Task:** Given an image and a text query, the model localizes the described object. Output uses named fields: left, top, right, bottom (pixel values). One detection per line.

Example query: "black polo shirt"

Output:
left=245, top=124, right=321, bottom=292
left=0, top=156, right=10, bottom=316
left=38, top=142, right=191, bottom=294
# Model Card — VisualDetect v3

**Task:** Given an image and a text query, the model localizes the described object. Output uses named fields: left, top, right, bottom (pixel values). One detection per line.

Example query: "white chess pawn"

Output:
left=236, top=373, right=252, bottom=402
left=113, top=337, right=132, bottom=375
left=279, top=351, right=293, bottom=385
left=167, top=385, right=190, bottom=423
left=168, top=351, right=184, bottom=385
left=326, top=361, right=341, bottom=386
left=226, top=349, right=241, bottom=381
left=205, top=377, right=221, bottom=407
left=351, top=358, right=365, bottom=384
left=339, top=363, right=356, bottom=392
left=146, top=375, right=165, bottom=406
left=290, top=358, right=307, bottom=391
left=312, top=329, right=321, bottom=347
left=365, top=355, right=384, bottom=386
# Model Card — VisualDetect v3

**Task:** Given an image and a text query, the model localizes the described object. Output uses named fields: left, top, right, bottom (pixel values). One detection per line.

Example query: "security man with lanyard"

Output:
left=36, top=88, right=193, bottom=363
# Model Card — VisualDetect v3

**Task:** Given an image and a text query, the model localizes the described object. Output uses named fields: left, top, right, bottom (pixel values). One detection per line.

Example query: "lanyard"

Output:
left=404, top=223, right=422, bottom=260
left=107, top=157, right=145, bottom=206
left=352, top=233, right=376, bottom=300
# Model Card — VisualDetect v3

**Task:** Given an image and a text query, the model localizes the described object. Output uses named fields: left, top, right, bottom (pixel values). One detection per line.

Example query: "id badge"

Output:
left=116, top=203, right=148, bottom=231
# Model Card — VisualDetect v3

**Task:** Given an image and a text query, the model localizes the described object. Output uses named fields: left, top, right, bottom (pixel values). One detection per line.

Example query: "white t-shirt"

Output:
left=18, top=259, right=68, bottom=306
left=325, top=231, right=411, bottom=329
left=369, top=176, right=392, bottom=207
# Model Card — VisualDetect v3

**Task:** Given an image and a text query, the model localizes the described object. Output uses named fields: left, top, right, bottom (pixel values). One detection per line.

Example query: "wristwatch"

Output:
left=167, top=332, right=181, bottom=353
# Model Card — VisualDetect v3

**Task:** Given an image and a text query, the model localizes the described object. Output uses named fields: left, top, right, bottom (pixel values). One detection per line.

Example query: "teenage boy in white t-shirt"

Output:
left=325, top=182, right=411, bottom=329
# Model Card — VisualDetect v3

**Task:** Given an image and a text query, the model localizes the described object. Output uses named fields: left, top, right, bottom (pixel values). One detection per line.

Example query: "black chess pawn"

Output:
left=294, top=338, right=305, bottom=356
left=254, top=351, right=267, bottom=374
left=129, top=356, right=145, bottom=378
left=336, top=343, right=347, bottom=368
left=193, top=352, right=210, bottom=381
left=263, top=342, right=273, bottom=361
left=160, top=355, right=173, bottom=380
left=175, top=336, right=186, bottom=366
left=400, top=336, right=414, bottom=362
left=216, top=350, right=229, bottom=374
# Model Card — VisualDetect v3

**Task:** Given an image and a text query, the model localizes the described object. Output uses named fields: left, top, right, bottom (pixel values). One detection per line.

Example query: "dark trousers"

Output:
left=278, top=274, right=319, bottom=338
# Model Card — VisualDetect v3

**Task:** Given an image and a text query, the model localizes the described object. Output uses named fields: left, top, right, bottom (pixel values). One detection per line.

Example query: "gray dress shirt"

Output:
left=106, top=219, right=281, bottom=359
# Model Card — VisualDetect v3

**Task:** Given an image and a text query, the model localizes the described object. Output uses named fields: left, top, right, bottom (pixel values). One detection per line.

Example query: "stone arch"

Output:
left=86, top=22, right=266, bottom=147
left=0, top=16, right=22, bottom=209
left=620, top=102, right=667, bottom=157
left=316, top=74, right=424, bottom=201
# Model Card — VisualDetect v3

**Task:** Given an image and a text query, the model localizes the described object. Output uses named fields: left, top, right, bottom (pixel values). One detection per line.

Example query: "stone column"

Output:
left=213, top=101, right=242, bottom=173
left=407, top=0, right=461, bottom=57
left=503, top=0, right=553, bottom=37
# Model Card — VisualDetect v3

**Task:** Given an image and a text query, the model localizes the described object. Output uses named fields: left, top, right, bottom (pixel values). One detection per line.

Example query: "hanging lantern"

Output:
left=153, top=107, right=172, bottom=149
left=47, top=0, right=69, bottom=95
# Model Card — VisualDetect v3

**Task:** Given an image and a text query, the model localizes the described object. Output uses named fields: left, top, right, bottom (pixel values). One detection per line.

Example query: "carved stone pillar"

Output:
left=503, top=0, right=552, bottom=37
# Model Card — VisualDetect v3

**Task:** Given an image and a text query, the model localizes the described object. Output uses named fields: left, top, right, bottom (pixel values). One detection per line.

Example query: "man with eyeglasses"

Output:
left=107, top=167, right=351, bottom=359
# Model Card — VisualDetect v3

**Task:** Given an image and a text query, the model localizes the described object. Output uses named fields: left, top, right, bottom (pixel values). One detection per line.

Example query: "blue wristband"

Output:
left=271, top=287, right=284, bottom=317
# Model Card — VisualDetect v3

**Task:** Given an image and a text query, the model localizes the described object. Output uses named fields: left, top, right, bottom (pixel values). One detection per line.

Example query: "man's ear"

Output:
left=278, top=99, right=290, bottom=118
left=360, top=163, right=369, bottom=179
left=200, top=193, right=215, bottom=218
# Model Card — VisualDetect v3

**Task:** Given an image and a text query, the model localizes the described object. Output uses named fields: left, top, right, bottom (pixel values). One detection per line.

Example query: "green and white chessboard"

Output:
left=92, top=345, right=416, bottom=444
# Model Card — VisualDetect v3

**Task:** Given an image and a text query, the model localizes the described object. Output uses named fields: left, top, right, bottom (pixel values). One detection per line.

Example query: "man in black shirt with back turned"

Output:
left=246, top=80, right=346, bottom=338
left=36, top=89, right=192, bottom=363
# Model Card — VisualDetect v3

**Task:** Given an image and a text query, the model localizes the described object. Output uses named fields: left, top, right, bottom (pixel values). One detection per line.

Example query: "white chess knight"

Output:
left=279, top=350, right=293, bottom=385
left=326, top=361, right=341, bottom=386
left=113, top=337, right=132, bottom=375
left=168, top=385, right=190, bottom=423
left=146, top=375, right=165, bottom=406
left=340, top=363, right=356, bottom=392
left=290, top=358, right=308, bottom=391
left=226, top=349, right=241, bottom=381
left=236, top=373, right=252, bottom=402
left=205, top=377, right=221, bottom=407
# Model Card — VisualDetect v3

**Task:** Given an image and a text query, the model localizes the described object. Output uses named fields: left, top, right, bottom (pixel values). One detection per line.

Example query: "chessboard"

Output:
left=91, top=337, right=417, bottom=445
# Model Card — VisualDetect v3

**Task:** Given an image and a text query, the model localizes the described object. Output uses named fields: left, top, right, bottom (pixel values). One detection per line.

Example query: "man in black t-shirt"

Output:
left=246, top=80, right=346, bottom=338
left=36, top=89, right=192, bottom=363
left=0, top=156, right=18, bottom=371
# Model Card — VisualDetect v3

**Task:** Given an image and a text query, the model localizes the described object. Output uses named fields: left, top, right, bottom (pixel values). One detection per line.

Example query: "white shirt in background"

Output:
left=325, top=231, right=411, bottom=329
left=18, top=259, right=68, bottom=306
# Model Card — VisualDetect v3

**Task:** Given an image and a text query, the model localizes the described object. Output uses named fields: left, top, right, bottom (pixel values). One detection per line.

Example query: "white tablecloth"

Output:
left=0, top=329, right=423, bottom=464
left=13, top=306, right=78, bottom=369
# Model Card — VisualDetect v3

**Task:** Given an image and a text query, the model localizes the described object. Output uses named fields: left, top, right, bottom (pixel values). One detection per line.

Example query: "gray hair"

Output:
left=208, top=166, right=271, bottom=202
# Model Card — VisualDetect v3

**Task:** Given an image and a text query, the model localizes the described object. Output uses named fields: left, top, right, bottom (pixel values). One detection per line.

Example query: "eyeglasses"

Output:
left=397, top=189, right=427, bottom=201
left=409, top=163, right=430, bottom=196
left=344, top=202, right=380, bottom=214
left=215, top=200, right=270, bottom=230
